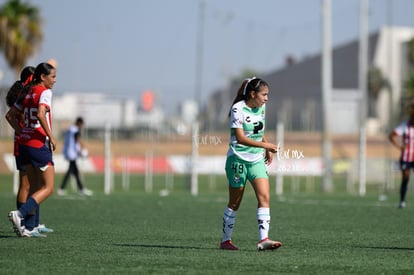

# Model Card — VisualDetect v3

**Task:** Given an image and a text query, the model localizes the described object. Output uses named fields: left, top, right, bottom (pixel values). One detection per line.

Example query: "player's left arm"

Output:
left=389, top=131, right=404, bottom=151
left=262, top=134, right=275, bottom=165
left=37, top=104, right=56, bottom=151
left=5, top=107, right=22, bottom=134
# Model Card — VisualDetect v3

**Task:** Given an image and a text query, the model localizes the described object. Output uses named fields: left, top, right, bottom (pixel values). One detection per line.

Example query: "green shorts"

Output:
left=225, top=154, right=268, bottom=188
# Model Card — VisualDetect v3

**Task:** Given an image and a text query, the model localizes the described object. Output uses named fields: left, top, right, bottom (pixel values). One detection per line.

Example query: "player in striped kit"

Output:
left=7, top=62, right=57, bottom=237
left=389, top=100, right=414, bottom=209
left=220, top=77, right=282, bottom=251
left=5, top=66, right=35, bottom=213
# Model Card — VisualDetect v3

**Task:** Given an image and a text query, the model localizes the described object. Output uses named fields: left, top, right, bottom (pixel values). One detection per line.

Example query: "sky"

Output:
left=1, top=0, right=414, bottom=115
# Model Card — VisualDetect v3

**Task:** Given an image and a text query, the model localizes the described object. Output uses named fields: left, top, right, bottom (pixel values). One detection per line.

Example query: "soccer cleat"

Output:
left=398, top=201, right=406, bottom=209
left=80, top=188, right=93, bottom=196
left=8, top=210, right=24, bottom=236
left=11, top=226, right=23, bottom=236
left=22, top=228, right=47, bottom=238
left=220, top=240, right=238, bottom=250
left=257, top=238, right=282, bottom=251
left=56, top=188, right=66, bottom=196
left=35, top=224, right=54, bottom=233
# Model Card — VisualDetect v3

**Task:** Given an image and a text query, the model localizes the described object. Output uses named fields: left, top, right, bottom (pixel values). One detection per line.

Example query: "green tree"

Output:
left=0, top=0, right=42, bottom=77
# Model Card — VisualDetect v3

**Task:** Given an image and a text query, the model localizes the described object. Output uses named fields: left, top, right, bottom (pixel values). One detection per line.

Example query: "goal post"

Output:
left=104, top=122, right=113, bottom=194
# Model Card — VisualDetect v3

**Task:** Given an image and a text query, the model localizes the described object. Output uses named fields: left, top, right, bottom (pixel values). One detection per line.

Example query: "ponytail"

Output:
left=5, top=81, right=25, bottom=107
left=228, top=77, right=267, bottom=117
left=6, top=66, right=35, bottom=107
left=14, top=82, right=33, bottom=106
left=228, top=79, right=250, bottom=117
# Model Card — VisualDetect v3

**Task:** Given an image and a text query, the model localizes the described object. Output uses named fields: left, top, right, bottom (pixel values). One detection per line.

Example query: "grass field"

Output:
left=0, top=173, right=413, bottom=274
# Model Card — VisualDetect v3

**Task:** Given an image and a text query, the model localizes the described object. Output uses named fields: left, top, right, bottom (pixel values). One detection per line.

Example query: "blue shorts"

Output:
left=400, top=161, right=414, bottom=171
left=14, top=155, right=25, bottom=171
left=19, top=144, right=54, bottom=168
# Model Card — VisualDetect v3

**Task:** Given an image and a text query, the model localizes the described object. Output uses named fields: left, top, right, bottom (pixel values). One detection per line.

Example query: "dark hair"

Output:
left=75, top=117, right=84, bottom=125
left=33, top=62, right=55, bottom=84
left=228, top=77, right=268, bottom=117
left=15, top=62, right=55, bottom=105
left=20, top=66, right=35, bottom=84
left=5, top=66, right=35, bottom=107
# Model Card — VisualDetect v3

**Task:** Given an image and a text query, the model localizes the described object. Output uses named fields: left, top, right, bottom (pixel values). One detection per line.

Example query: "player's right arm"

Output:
left=389, top=131, right=404, bottom=151
left=37, top=104, right=56, bottom=151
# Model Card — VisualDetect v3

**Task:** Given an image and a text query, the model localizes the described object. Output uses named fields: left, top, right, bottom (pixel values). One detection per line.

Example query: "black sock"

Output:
left=400, top=178, right=409, bottom=202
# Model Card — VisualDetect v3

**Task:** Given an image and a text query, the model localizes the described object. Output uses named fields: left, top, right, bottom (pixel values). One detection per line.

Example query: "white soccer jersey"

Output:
left=63, top=125, right=80, bottom=161
left=227, top=100, right=266, bottom=162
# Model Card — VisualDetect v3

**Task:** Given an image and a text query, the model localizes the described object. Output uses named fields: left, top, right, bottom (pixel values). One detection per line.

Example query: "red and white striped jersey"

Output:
left=393, top=121, right=414, bottom=162
left=16, top=85, right=52, bottom=149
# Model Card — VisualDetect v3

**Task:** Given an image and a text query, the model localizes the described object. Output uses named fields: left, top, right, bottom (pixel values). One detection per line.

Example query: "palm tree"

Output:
left=0, top=0, right=42, bottom=77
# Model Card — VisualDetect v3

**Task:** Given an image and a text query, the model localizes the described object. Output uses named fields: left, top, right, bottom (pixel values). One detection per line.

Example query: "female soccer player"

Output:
left=5, top=66, right=54, bottom=237
left=220, top=77, right=282, bottom=251
left=8, top=62, right=57, bottom=237
left=389, top=99, right=414, bottom=209
left=5, top=66, right=35, bottom=210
